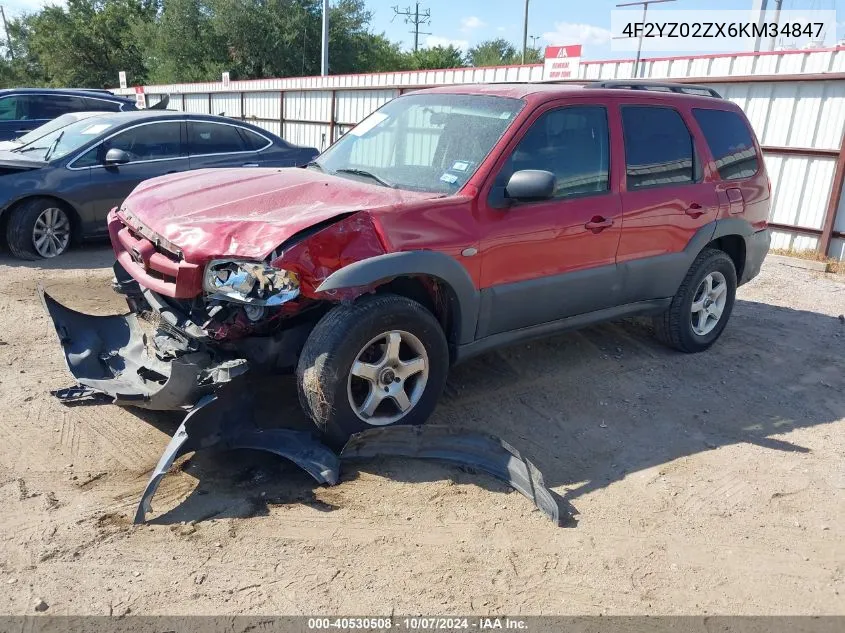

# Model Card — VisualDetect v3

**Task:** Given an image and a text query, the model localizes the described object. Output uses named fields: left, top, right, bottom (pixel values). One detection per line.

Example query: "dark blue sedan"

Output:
left=0, top=111, right=319, bottom=259
left=0, top=88, right=138, bottom=141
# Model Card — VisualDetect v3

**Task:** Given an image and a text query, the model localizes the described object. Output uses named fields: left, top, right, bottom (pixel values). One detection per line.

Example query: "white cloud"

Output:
left=460, top=16, right=486, bottom=32
left=497, top=26, right=506, bottom=32
left=424, top=35, right=470, bottom=51
left=542, top=22, right=613, bottom=47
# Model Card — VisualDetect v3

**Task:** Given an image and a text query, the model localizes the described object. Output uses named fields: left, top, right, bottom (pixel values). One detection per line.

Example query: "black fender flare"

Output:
left=316, top=251, right=480, bottom=345
left=685, top=217, right=754, bottom=259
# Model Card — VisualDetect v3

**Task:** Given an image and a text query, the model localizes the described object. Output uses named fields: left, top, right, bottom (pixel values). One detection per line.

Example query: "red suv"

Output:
left=43, top=81, right=770, bottom=445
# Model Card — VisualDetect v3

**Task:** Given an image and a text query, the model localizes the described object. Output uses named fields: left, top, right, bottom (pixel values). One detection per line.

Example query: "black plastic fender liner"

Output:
left=135, top=388, right=341, bottom=524
left=340, top=425, right=561, bottom=525
left=39, top=286, right=247, bottom=411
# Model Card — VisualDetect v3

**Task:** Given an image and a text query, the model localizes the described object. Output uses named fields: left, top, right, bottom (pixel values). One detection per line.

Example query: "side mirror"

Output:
left=104, top=148, right=130, bottom=167
left=505, top=170, right=556, bottom=202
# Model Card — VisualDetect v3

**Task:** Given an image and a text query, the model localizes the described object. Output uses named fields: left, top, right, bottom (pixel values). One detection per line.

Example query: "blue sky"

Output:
left=4, top=0, right=844, bottom=61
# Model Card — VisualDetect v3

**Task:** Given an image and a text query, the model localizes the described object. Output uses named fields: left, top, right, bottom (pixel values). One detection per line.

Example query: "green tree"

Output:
left=466, top=38, right=517, bottom=67
left=136, top=0, right=228, bottom=84
left=522, top=46, right=543, bottom=64
left=24, top=0, right=156, bottom=88
left=406, top=45, right=465, bottom=70
left=0, top=15, right=49, bottom=88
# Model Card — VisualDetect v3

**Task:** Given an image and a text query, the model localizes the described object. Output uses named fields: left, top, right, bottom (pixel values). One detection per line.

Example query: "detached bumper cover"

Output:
left=40, top=287, right=246, bottom=410
left=341, top=425, right=562, bottom=525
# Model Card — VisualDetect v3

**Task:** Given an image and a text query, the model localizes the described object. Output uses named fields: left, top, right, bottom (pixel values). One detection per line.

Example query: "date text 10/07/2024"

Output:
left=306, top=617, right=530, bottom=630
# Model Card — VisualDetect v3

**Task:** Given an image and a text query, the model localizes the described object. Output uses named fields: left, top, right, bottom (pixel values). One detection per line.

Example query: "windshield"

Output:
left=315, top=93, right=524, bottom=193
left=12, top=116, right=119, bottom=161
left=15, top=113, right=100, bottom=146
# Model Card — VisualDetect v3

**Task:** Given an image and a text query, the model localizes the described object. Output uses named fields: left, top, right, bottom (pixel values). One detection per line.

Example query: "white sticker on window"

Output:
left=80, top=123, right=112, bottom=135
left=440, top=173, right=458, bottom=184
left=349, top=112, right=388, bottom=137
left=451, top=161, right=469, bottom=172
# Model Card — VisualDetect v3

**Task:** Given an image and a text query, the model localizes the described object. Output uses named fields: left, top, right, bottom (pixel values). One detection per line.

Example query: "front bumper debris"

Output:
left=135, top=387, right=340, bottom=523
left=41, top=288, right=562, bottom=526
left=341, top=425, right=562, bottom=525
left=40, top=287, right=246, bottom=410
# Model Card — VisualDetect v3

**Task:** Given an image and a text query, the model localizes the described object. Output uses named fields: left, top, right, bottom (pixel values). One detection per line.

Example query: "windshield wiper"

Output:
left=10, top=144, right=50, bottom=154
left=333, top=168, right=394, bottom=188
left=43, top=131, right=64, bottom=162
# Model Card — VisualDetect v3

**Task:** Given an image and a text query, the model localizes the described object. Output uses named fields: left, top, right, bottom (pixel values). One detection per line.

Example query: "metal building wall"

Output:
left=120, top=47, right=845, bottom=259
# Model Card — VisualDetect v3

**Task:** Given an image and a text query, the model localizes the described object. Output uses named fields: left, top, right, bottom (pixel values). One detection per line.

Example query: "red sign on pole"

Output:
left=134, top=85, right=146, bottom=109
left=543, top=44, right=583, bottom=80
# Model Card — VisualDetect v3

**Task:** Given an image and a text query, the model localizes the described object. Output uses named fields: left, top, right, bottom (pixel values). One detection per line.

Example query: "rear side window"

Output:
left=31, top=95, right=90, bottom=119
left=693, top=108, right=759, bottom=180
left=188, top=121, right=247, bottom=155
left=84, top=97, right=123, bottom=112
left=622, top=106, right=697, bottom=189
left=237, top=127, right=271, bottom=151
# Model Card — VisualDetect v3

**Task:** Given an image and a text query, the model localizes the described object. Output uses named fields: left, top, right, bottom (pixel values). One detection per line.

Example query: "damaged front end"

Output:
left=40, top=268, right=339, bottom=524
left=40, top=285, right=247, bottom=411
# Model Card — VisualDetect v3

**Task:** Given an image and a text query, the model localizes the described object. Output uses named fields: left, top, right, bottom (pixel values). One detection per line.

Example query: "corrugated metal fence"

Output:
left=124, top=47, right=845, bottom=260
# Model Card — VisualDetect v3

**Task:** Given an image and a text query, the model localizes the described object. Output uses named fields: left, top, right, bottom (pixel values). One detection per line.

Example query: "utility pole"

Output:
left=321, top=0, right=329, bottom=76
left=521, top=0, right=529, bottom=64
left=768, top=0, right=783, bottom=52
left=0, top=5, right=13, bottom=60
left=616, top=0, right=676, bottom=78
left=392, top=2, right=431, bottom=52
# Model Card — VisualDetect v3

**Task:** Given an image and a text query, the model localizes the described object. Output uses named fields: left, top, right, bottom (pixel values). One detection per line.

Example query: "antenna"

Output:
left=392, top=2, right=432, bottom=52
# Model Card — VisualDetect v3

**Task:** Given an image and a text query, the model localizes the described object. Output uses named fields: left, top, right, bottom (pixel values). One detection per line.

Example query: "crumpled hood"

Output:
left=121, top=167, right=439, bottom=262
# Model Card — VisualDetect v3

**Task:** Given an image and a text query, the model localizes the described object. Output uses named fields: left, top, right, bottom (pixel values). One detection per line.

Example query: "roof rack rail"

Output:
left=589, top=81, right=722, bottom=99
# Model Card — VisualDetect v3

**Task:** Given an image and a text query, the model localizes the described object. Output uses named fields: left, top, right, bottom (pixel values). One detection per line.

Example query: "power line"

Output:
left=392, top=2, right=431, bottom=52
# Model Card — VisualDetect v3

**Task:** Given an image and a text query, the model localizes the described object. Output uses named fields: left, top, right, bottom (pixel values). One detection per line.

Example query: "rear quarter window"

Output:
left=692, top=108, right=759, bottom=180
left=84, top=98, right=123, bottom=112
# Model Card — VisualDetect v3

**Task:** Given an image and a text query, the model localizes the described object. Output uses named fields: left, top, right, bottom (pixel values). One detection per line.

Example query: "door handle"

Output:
left=585, top=216, right=613, bottom=231
left=685, top=203, right=704, bottom=218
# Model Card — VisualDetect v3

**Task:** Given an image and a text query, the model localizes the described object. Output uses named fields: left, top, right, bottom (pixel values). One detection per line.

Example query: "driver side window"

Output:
left=497, top=105, right=610, bottom=200
left=75, top=122, right=182, bottom=167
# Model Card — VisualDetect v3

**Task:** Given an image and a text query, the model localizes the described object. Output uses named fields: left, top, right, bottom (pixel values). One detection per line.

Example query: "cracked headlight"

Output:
left=203, top=260, right=300, bottom=306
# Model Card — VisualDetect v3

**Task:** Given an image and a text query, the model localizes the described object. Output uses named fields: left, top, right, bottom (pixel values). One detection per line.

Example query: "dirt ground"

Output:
left=0, top=246, right=843, bottom=616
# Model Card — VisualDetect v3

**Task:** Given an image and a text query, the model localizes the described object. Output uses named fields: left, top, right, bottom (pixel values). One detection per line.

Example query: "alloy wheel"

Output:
left=690, top=271, right=728, bottom=336
left=347, top=330, right=429, bottom=425
left=32, top=207, right=71, bottom=258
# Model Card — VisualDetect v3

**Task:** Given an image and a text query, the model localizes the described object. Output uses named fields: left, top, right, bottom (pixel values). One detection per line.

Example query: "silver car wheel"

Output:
left=690, top=271, right=728, bottom=336
left=32, top=207, right=71, bottom=258
left=347, top=330, right=429, bottom=426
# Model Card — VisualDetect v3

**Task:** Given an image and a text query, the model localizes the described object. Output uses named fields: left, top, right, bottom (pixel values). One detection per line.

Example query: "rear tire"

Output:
left=6, top=198, right=73, bottom=260
left=653, top=248, right=737, bottom=353
left=296, top=293, right=449, bottom=447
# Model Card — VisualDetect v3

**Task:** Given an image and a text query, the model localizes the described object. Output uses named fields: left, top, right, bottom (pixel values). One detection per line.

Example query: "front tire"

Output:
left=296, top=294, right=449, bottom=446
left=6, top=198, right=72, bottom=260
left=653, top=248, right=737, bottom=353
